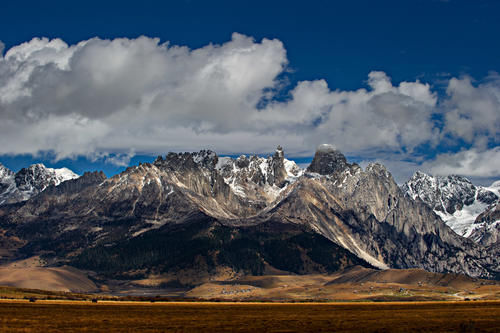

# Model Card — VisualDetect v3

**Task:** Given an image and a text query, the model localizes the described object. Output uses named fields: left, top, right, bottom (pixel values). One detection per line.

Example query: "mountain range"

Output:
left=0, top=145, right=498, bottom=289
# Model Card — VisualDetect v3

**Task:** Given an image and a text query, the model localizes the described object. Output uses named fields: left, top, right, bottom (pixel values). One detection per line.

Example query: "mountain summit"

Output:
left=306, top=144, right=353, bottom=175
left=0, top=163, right=78, bottom=205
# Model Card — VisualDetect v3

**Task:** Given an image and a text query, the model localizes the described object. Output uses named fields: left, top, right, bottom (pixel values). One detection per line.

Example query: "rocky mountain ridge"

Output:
left=0, top=163, right=78, bottom=205
left=0, top=145, right=499, bottom=283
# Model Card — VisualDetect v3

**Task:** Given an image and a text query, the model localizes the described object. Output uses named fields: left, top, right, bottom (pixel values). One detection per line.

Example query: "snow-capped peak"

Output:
left=0, top=163, right=14, bottom=179
left=54, top=167, right=79, bottom=181
left=402, top=171, right=499, bottom=238
left=16, top=163, right=78, bottom=192
left=0, top=163, right=79, bottom=205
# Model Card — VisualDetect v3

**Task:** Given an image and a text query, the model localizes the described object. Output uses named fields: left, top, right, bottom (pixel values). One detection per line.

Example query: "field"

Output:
left=0, top=300, right=499, bottom=332
left=0, top=262, right=499, bottom=332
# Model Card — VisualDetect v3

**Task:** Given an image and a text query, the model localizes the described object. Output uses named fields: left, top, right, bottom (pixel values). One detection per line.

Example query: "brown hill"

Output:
left=326, top=266, right=489, bottom=289
left=0, top=265, right=98, bottom=293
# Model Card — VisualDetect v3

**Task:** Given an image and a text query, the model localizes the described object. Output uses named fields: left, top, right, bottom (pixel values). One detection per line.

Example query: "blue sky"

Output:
left=0, top=0, right=499, bottom=184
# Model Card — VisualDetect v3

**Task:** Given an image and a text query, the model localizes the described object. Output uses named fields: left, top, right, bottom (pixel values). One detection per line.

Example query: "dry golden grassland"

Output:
left=186, top=270, right=500, bottom=302
left=0, top=300, right=499, bottom=332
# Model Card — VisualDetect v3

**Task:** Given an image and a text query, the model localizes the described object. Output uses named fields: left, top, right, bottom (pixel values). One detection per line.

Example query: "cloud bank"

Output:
left=0, top=34, right=498, bottom=181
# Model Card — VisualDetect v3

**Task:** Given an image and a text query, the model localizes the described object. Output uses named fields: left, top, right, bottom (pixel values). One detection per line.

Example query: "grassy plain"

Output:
left=186, top=267, right=500, bottom=302
left=0, top=299, right=499, bottom=332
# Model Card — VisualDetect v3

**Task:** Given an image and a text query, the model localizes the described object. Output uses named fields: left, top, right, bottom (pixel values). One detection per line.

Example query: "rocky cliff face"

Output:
left=0, top=164, right=16, bottom=205
left=469, top=202, right=500, bottom=246
left=0, top=146, right=498, bottom=280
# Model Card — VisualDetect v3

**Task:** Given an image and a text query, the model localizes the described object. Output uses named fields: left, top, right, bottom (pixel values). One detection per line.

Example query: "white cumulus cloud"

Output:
left=424, top=147, right=500, bottom=179
left=443, top=74, right=500, bottom=146
left=0, top=34, right=498, bottom=182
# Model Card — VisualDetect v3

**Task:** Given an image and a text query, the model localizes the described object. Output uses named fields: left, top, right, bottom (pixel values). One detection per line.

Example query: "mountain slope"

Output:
left=72, top=217, right=372, bottom=283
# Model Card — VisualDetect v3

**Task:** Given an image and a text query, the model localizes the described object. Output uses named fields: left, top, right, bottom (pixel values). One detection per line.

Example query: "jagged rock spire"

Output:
left=267, top=145, right=287, bottom=186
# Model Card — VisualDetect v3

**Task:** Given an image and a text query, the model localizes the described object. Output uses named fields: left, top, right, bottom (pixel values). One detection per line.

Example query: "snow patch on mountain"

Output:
left=434, top=196, right=490, bottom=237
left=284, top=159, right=303, bottom=179
left=216, top=147, right=303, bottom=201
left=402, top=171, right=499, bottom=238
left=485, top=181, right=500, bottom=197
left=215, top=156, right=233, bottom=170
left=0, top=163, right=79, bottom=205
left=54, top=167, right=79, bottom=182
